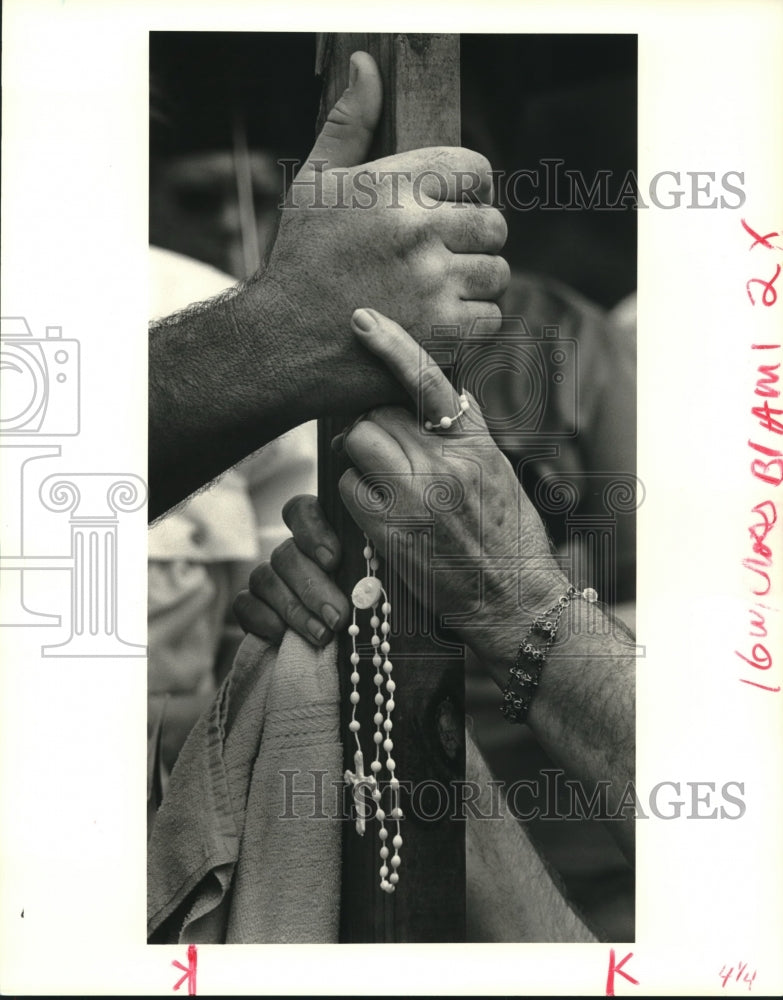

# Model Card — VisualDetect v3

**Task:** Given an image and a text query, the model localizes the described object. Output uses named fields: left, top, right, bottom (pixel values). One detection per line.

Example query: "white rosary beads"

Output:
left=424, top=389, right=470, bottom=431
left=344, top=537, right=404, bottom=894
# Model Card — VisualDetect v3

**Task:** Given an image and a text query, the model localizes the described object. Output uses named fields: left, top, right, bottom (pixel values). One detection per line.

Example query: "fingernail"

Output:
left=315, top=545, right=333, bottom=568
left=349, top=53, right=359, bottom=87
left=352, top=308, right=374, bottom=333
left=322, top=603, right=341, bottom=630
left=307, top=617, right=328, bottom=642
left=331, top=433, right=345, bottom=453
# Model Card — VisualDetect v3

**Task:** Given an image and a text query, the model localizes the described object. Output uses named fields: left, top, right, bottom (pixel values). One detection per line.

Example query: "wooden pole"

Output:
left=315, top=33, right=466, bottom=943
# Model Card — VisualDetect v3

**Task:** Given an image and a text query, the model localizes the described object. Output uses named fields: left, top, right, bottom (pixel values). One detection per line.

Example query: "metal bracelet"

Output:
left=500, top=586, right=598, bottom=724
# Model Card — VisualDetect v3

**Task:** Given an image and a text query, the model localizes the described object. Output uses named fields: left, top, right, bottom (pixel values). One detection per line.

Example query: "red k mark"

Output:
left=606, top=948, right=639, bottom=996
left=172, top=944, right=198, bottom=996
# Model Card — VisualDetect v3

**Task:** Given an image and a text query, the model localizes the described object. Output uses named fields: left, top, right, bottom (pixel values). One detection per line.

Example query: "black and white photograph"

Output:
left=1, top=1, right=781, bottom=995
left=146, top=31, right=638, bottom=946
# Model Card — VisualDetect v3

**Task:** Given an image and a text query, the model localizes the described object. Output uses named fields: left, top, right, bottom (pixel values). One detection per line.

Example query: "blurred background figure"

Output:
left=150, top=33, right=319, bottom=281
left=149, top=149, right=282, bottom=280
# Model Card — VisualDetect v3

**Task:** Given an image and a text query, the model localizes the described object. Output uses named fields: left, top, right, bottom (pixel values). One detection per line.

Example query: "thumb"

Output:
left=306, top=51, right=383, bottom=173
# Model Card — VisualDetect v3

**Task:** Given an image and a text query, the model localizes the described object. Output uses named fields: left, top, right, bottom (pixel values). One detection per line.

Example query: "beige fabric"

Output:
left=147, top=631, right=342, bottom=944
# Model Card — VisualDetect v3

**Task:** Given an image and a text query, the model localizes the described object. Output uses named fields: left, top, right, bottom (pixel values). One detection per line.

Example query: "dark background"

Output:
left=150, top=32, right=637, bottom=309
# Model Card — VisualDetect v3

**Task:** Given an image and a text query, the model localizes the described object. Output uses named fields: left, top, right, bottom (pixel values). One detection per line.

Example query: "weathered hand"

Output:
left=247, top=50, right=509, bottom=414
left=233, top=494, right=351, bottom=647
left=337, top=308, right=569, bottom=676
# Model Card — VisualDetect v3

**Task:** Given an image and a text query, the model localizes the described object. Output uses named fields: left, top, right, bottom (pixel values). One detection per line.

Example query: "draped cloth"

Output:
left=147, top=631, right=343, bottom=944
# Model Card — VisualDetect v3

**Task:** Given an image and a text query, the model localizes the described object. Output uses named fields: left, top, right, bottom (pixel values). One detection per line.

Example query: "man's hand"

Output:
left=149, top=51, right=508, bottom=519
left=240, top=50, right=509, bottom=414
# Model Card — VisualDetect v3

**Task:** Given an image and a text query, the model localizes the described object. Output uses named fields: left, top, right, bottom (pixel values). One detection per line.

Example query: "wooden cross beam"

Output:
left=315, top=33, right=466, bottom=944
